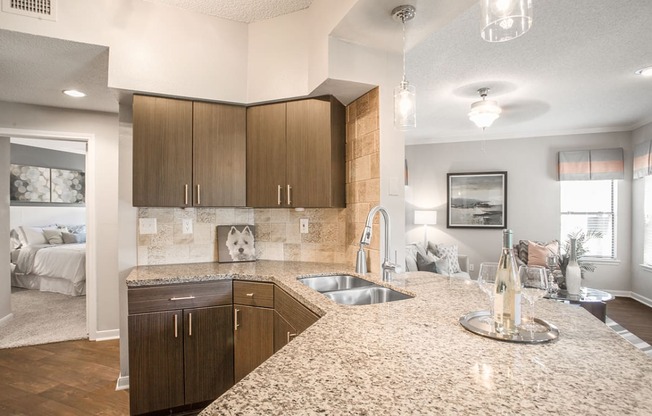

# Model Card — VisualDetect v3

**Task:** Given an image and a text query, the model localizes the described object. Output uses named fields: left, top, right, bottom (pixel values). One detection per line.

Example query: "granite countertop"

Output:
left=127, top=261, right=652, bottom=415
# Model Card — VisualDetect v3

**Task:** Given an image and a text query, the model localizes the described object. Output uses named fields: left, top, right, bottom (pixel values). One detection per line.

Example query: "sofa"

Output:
left=405, top=241, right=470, bottom=279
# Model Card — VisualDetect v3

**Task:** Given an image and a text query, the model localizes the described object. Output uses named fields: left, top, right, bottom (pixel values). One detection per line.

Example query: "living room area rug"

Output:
left=0, top=288, right=87, bottom=349
left=606, top=317, right=652, bottom=358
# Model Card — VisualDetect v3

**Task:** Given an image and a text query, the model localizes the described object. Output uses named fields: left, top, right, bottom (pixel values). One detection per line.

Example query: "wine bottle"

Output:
left=565, top=238, right=582, bottom=296
left=493, top=229, right=522, bottom=335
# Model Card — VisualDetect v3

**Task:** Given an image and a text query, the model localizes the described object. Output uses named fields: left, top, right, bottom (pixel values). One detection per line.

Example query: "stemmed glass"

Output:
left=545, top=254, right=559, bottom=294
left=519, top=266, right=549, bottom=332
left=477, top=262, right=498, bottom=326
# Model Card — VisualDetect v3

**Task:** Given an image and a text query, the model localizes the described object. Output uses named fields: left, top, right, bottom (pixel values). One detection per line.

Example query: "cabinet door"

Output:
left=273, top=310, right=297, bottom=353
left=128, top=311, right=185, bottom=415
left=286, top=98, right=345, bottom=207
left=246, top=103, right=287, bottom=207
left=193, top=102, right=246, bottom=207
left=274, top=285, right=320, bottom=335
left=133, top=95, right=193, bottom=207
left=183, top=306, right=234, bottom=404
left=233, top=305, right=274, bottom=382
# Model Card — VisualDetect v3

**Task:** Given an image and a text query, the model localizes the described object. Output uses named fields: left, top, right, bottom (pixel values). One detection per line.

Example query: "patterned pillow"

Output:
left=434, top=244, right=461, bottom=274
left=516, top=240, right=530, bottom=264
left=435, top=255, right=452, bottom=275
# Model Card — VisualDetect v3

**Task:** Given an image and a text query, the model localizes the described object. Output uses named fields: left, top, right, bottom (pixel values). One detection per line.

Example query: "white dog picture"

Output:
left=217, top=225, right=256, bottom=263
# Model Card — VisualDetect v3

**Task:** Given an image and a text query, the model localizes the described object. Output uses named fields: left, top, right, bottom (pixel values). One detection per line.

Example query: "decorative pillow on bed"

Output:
left=43, top=229, right=65, bottom=244
left=59, top=224, right=86, bottom=234
left=62, top=232, right=86, bottom=244
left=16, top=226, right=49, bottom=245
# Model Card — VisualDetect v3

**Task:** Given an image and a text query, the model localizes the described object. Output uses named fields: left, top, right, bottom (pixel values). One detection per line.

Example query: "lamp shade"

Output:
left=414, top=210, right=437, bottom=225
left=481, top=0, right=533, bottom=43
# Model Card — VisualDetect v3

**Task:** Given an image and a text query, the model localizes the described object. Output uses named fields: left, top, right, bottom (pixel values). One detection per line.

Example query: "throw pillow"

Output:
left=527, top=240, right=559, bottom=267
left=416, top=251, right=438, bottom=273
left=62, top=232, right=86, bottom=244
left=435, top=255, right=452, bottom=276
left=17, top=226, right=48, bottom=245
left=516, top=240, right=530, bottom=265
left=60, top=224, right=86, bottom=234
left=405, top=244, right=419, bottom=272
left=435, top=244, right=461, bottom=273
left=43, top=229, right=64, bottom=245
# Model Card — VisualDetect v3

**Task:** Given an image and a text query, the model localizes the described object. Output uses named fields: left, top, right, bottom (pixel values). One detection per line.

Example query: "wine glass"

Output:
left=519, top=266, right=549, bottom=332
left=477, top=262, right=498, bottom=325
left=545, top=254, right=559, bottom=294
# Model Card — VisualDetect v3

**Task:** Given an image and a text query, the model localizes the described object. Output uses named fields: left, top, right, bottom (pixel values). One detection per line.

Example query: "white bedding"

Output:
left=13, top=243, right=86, bottom=296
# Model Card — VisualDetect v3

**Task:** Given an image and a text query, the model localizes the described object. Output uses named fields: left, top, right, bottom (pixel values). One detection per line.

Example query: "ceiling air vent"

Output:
left=2, top=0, right=57, bottom=21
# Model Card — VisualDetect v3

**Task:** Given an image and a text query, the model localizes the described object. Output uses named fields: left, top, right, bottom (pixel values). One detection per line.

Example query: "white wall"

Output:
left=405, top=131, right=633, bottom=293
left=9, top=206, right=85, bottom=230
left=0, top=137, right=11, bottom=323
left=0, top=101, right=120, bottom=334
left=631, top=121, right=652, bottom=303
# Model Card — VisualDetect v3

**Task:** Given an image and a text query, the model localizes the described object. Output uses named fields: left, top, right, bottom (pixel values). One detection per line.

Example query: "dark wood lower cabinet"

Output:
left=234, top=305, right=274, bottom=382
left=273, top=311, right=297, bottom=352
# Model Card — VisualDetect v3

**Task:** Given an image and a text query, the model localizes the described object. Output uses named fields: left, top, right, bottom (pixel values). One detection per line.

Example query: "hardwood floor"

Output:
left=607, top=297, right=652, bottom=345
left=0, top=339, right=129, bottom=415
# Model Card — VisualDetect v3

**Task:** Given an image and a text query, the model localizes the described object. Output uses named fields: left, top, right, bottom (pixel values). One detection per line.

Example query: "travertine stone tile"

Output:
left=255, top=223, right=273, bottom=242
left=150, top=223, right=173, bottom=247
left=173, top=222, right=194, bottom=245
left=285, top=223, right=301, bottom=244
left=139, top=207, right=174, bottom=223
left=356, top=110, right=378, bottom=137
left=215, top=208, right=236, bottom=225
left=190, top=244, right=215, bottom=262
left=193, top=223, right=213, bottom=244
left=137, top=246, right=149, bottom=265
left=370, top=152, right=380, bottom=179
left=165, top=245, right=190, bottom=263
left=356, top=93, right=370, bottom=117
left=269, top=209, right=290, bottom=223
left=138, top=234, right=151, bottom=246
left=256, top=241, right=284, bottom=261
left=283, top=243, right=301, bottom=261
left=254, top=209, right=271, bottom=223
left=174, top=208, right=196, bottom=220
left=235, top=208, right=254, bottom=224
left=197, top=208, right=217, bottom=224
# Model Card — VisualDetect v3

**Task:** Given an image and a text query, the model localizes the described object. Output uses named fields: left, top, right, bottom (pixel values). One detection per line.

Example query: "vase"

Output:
left=565, top=237, right=582, bottom=296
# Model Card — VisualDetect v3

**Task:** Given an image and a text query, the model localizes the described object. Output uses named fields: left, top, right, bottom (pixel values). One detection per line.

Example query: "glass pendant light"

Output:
left=481, top=0, right=533, bottom=42
left=393, top=5, right=416, bottom=130
left=468, top=88, right=501, bottom=129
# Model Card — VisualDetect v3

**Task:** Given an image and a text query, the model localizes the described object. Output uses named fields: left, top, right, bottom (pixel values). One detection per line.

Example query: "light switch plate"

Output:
left=300, top=218, right=309, bottom=234
left=389, top=177, right=400, bottom=196
left=182, top=218, right=193, bottom=234
left=139, top=218, right=157, bottom=235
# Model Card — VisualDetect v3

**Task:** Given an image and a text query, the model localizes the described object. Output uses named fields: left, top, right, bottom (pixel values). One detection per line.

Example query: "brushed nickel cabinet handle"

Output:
left=287, top=184, right=292, bottom=205
left=234, top=308, right=240, bottom=331
left=188, top=312, right=192, bottom=337
left=174, top=314, right=178, bottom=338
left=246, top=293, right=254, bottom=297
left=184, top=184, right=189, bottom=205
left=197, top=184, right=201, bottom=205
left=277, top=185, right=282, bottom=206
left=169, top=296, right=195, bottom=301
left=287, top=332, right=297, bottom=343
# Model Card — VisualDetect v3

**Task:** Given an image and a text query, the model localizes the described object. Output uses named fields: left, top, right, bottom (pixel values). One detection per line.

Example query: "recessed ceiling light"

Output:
left=635, top=66, right=652, bottom=77
left=62, top=89, right=86, bottom=98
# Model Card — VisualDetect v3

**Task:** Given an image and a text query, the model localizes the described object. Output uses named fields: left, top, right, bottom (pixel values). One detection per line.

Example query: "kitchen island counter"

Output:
left=127, top=261, right=652, bottom=415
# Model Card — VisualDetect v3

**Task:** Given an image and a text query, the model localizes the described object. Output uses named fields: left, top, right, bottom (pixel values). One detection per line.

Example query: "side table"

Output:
left=546, top=288, right=614, bottom=322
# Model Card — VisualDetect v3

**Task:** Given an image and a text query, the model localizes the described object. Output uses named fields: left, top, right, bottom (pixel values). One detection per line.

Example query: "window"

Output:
left=560, top=180, right=616, bottom=259
left=644, top=176, right=652, bottom=266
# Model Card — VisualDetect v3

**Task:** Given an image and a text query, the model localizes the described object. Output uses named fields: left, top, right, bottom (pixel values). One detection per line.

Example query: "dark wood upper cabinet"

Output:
left=246, top=96, right=345, bottom=208
left=133, top=95, right=246, bottom=207
left=193, top=102, right=246, bottom=207
left=246, top=102, right=287, bottom=208
left=133, top=95, right=193, bottom=207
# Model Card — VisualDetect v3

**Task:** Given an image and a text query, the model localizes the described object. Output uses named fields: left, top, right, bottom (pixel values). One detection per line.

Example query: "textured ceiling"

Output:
left=145, top=0, right=313, bottom=22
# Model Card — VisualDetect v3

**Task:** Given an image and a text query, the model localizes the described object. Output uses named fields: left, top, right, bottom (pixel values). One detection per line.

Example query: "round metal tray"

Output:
left=459, top=310, right=559, bottom=344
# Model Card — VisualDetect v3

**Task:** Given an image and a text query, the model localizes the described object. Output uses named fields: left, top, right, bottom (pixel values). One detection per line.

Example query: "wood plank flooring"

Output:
left=0, top=339, right=129, bottom=415
left=607, top=297, right=652, bottom=345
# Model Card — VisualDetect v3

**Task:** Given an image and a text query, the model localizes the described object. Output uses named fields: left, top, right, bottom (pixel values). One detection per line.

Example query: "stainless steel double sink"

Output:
left=298, top=274, right=413, bottom=305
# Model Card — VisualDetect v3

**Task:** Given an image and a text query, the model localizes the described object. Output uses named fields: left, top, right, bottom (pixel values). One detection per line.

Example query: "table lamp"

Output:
left=414, top=210, right=437, bottom=248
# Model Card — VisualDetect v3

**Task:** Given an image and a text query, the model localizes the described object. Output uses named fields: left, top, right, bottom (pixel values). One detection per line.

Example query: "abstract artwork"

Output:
left=447, top=171, right=507, bottom=229
left=9, top=164, right=85, bottom=205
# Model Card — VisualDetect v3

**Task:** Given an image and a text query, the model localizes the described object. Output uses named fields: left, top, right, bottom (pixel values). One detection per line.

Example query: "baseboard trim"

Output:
left=116, top=374, right=129, bottom=391
left=632, top=292, right=652, bottom=308
left=607, top=290, right=632, bottom=298
left=91, top=329, right=120, bottom=341
left=0, top=313, right=14, bottom=326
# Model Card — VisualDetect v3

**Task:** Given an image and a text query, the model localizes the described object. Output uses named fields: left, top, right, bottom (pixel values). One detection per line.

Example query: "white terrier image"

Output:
left=225, top=225, right=255, bottom=261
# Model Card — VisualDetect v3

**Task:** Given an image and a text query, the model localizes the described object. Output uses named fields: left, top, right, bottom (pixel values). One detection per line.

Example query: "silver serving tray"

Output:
left=459, top=310, right=559, bottom=344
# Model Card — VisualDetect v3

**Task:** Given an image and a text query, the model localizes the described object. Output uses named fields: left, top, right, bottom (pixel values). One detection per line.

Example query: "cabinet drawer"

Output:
left=274, top=286, right=319, bottom=333
left=128, top=280, right=232, bottom=315
left=233, top=281, right=274, bottom=308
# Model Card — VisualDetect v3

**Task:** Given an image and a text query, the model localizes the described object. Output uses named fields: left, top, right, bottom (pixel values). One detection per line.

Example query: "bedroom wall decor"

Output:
left=10, top=164, right=85, bottom=205
left=447, top=171, right=507, bottom=229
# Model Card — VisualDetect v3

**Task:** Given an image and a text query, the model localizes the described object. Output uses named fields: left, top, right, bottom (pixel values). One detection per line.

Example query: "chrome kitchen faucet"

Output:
left=355, top=205, right=398, bottom=282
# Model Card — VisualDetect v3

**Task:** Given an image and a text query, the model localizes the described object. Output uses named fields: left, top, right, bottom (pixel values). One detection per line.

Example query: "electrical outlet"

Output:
left=139, top=218, right=157, bottom=235
left=300, top=218, right=309, bottom=234
left=182, top=218, right=193, bottom=234
left=469, top=263, right=475, bottom=272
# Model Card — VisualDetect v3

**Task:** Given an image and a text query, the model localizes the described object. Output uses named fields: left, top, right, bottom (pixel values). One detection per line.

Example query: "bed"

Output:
left=10, top=225, right=86, bottom=296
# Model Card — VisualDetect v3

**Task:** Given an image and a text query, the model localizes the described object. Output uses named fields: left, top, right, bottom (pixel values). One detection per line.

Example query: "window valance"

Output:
left=633, top=140, right=652, bottom=180
left=558, top=148, right=624, bottom=181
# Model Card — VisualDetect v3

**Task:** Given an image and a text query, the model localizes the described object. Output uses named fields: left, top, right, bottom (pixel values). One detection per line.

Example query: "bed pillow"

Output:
left=59, top=224, right=86, bottom=234
left=17, top=226, right=48, bottom=245
left=10, top=229, right=22, bottom=250
left=43, top=229, right=65, bottom=245
left=62, top=232, right=86, bottom=244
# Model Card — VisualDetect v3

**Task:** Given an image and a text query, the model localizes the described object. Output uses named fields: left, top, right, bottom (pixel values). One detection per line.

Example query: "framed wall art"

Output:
left=447, top=171, right=507, bottom=229
left=217, top=225, right=256, bottom=263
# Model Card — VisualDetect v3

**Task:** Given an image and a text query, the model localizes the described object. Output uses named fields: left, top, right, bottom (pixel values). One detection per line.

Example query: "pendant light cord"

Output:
left=402, top=17, right=407, bottom=84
